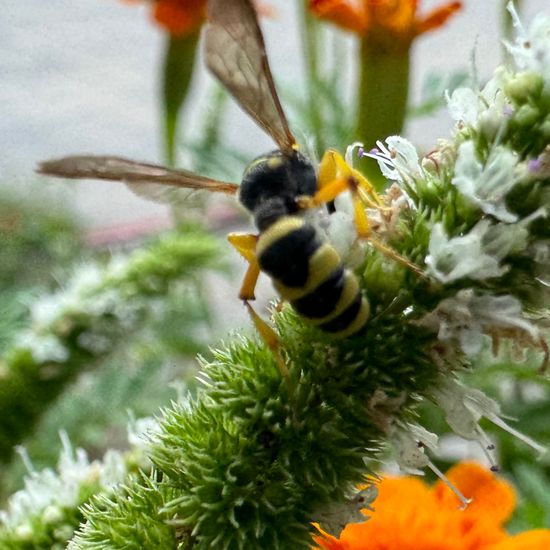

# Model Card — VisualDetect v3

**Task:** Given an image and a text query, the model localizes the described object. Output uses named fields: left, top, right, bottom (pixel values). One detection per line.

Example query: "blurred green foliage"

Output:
left=0, top=187, right=228, bottom=502
left=0, top=191, right=83, bottom=290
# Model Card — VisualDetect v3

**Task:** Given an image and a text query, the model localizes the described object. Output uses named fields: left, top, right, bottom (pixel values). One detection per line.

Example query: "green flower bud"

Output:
left=363, top=252, right=406, bottom=300
left=43, top=504, right=64, bottom=525
left=514, top=103, right=540, bottom=127
left=53, top=524, right=75, bottom=542
left=478, top=107, right=504, bottom=141
left=539, top=117, right=550, bottom=139
left=14, top=523, right=33, bottom=542
left=504, top=71, right=543, bottom=103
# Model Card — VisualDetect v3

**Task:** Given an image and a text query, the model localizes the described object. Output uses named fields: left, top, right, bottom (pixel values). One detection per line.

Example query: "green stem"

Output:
left=355, top=37, right=411, bottom=189
left=161, top=31, right=200, bottom=167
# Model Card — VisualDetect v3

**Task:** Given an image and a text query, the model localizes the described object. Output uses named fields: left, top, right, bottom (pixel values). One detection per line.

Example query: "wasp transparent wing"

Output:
left=37, top=156, right=239, bottom=203
left=205, top=0, right=296, bottom=153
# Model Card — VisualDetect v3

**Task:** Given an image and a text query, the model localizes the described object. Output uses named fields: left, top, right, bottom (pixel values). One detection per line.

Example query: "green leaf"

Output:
left=162, top=32, right=200, bottom=166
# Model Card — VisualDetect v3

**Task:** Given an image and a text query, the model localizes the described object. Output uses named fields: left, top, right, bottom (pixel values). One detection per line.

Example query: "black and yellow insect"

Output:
left=37, top=0, right=379, bottom=343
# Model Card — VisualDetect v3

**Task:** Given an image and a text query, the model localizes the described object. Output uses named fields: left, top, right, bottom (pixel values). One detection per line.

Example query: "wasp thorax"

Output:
left=239, top=150, right=316, bottom=231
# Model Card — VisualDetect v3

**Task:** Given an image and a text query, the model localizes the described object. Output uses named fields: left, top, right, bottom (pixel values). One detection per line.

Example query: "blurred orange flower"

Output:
left=121, top=0, right=206, bottom=36
left=152, top=0, right=206, bottom=36
left=309, top=0, right=462, bottom=40
left=313, top=462, right=550, bottom=550
left=124, top=1, right=273, bottom=36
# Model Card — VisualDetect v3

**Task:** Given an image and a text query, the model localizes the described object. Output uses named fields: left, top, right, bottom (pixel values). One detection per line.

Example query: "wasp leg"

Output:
left=227, top=233, right=261, bottom=301
left=310, top=152, right=425, bottom=277
left=318, top=149, right=385, bottom=208
left=245, top=302, right=289, bottom=379
left=227, top=233, right=289, bottom=379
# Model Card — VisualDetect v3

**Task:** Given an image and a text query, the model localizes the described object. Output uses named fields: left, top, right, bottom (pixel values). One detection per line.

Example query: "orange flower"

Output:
left=152, top=0, right=206, bottom=36
left=124, top=1, right=273, bottom=36
left=120, top=0, right=206, bottom=36
left=309, top=0, right=462, bottom=41
left=313, top=462, right=550, bottom=550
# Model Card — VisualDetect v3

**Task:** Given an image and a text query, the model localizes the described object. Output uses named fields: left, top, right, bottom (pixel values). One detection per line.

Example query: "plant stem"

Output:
left=355, top=37, right=411, bottom=189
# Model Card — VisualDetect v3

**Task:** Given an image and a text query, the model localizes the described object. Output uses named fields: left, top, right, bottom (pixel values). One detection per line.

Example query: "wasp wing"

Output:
left=37, top=156, right=239, bottom=202
left=205, top=0, right=296, bottom=153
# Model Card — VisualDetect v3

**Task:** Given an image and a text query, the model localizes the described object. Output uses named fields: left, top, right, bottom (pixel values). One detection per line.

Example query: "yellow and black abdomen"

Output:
left=256, top=216, right=370, bottom=338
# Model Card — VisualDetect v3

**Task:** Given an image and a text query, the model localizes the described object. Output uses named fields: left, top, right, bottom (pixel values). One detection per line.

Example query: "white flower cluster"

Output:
left=505, top=1, right=550, bottom=85
left=0, top=432, right=127, bottom=533
left=0, top=417, right=159, bottom=542
left=15, top=257, right=145, bottom=364
left=365, top=3, right=550, bottom=485
left=446, top=67, right=512, bottom=139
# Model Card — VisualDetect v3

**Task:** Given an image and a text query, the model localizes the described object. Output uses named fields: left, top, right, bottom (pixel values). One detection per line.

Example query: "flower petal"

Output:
left=309, top=0, right=368, bottom=34
left=153, top=0, right=206, bottom=36
left=414, top=2, right=462, bottom=36
left=433, top=462, right=516, bottom=525
left=487, top=530, right=550, bottom=550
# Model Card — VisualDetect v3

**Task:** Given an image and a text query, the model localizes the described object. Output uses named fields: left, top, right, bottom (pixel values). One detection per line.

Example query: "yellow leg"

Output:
left=312, top=177, right=349, bottom=205
left=317, top=150, right=339, bottom=190
left=302, top=150, right=423, bottom=277
left=245, top=302, right=289, bottom=379
left=352, top=192, right=371, bottom=238
left=228, top=233, right=260, bottom=300
left=228, top=233, right=289, bottom=379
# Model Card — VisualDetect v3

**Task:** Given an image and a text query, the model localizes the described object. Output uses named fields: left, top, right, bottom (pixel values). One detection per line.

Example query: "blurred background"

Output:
left=1, top=0, right=549, bottom=541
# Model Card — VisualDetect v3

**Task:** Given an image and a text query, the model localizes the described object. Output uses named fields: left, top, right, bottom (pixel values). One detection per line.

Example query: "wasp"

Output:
left=37, top=0, right=403, bottom=352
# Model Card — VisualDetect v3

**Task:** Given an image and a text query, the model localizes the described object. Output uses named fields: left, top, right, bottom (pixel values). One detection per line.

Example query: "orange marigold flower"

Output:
left=120, top=0, right=206, bottom=36
left=123, top=1, right=272, bottom=36
left=309, top=0, right=462, bottom=41
left=313, top=462, right=550, bottom=550
left=153, top=0, right=206, bottom=36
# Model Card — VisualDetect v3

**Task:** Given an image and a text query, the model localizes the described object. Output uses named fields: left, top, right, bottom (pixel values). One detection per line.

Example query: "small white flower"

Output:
left=16, top=332, right=69, bottom=363
left=432, top=379, right=546, bottom=463
left=99, top=450, right=127, bottom=488
left=425, top=221, right=509, bottom=283
left=446, top=68, right=512, bottom=134
left=392, top=424, right=438, bottom=475
left=312, top=485, right=377, bottom=538
left=446, top=87, right=480, bottom=127
left=452, top=142, right=521, bottom=222
left=391, top=424, right=471, bottom=508
left=505, top=2, right=550, bottom=84
left=31, top=296, right=66, bottom=329
left=362, top=136, right=423, bottom=185
left=418, top=289, right=540, bottom=357
left=127, top=415, right=161, bottom=451
left=76, top=332, right=112, bottom=354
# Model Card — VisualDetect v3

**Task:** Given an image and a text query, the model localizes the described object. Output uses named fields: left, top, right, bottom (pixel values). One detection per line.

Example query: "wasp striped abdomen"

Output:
left=256, top=217, right=370, bottom=338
